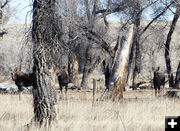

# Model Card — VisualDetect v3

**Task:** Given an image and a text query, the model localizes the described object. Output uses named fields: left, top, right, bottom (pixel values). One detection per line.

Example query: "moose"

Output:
left=153, top=67, right=167, bottom=96
left=10, top=68, right=34, bottom=100
left=56, top=66, right=69, bottom=99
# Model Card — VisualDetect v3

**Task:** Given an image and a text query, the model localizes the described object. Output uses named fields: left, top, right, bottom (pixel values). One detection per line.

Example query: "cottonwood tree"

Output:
left=80, top=0, right=136, bottom=89
left=30, top=0, right=65, bottom=127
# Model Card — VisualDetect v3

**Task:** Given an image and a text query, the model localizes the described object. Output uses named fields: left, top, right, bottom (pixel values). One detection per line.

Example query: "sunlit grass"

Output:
left=0, top=90, right=179, bottom=131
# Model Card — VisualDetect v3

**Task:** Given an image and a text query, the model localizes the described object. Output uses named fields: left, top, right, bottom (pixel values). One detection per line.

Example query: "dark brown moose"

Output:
left=56, top=66, right=69, bottom=99
left=153, top=67, right=166, bottom=96
left=11, top=68, right=34, bottom=100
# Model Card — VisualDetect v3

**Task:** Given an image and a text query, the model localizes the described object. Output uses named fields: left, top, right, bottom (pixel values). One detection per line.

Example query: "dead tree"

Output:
left=31, top=0, right=59, bottom=127
left=109, top=25, right=134, bottom=100
left=99, top=25, right=134, bottom=101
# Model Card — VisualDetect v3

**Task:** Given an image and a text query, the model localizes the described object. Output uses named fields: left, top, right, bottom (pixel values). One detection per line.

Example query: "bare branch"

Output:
left=140, top=2, right=174, bottom=35
left=1, top=0, right=9, bottom=9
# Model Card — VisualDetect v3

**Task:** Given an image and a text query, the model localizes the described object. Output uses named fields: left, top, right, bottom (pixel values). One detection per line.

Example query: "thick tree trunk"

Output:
left=165, top=7, right=179, bottom=88
left=175, top=61, right=180, bottom=88
left=33, top=53, right=57, bottom=127
left=31, top=0, right=58, bottom=127
left=68, top=54, right=79, bottom=87
left=81, top=45, right=105, bottom=89
left=81, top=69, right=91, bottom=89
left=109, top=25, right=134, bottom=100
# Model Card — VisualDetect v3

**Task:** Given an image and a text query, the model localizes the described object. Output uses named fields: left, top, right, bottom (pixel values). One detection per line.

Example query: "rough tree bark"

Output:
left=31, top=0, right=58, bottom=127
left=165, top=7, right=179, bottom=88
left=68, top=53, right=79, bottom=87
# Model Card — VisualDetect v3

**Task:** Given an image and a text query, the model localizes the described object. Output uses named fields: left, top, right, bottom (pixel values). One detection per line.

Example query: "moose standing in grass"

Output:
left=56, top=66, right=69, bottom=99
left=10, top=68, right=34, bottom=100
left=153, top=67, right=167, bottom=96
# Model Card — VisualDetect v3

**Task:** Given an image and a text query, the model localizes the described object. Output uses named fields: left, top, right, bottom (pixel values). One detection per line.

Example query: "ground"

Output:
left=0, top=89, right=179, bottom=131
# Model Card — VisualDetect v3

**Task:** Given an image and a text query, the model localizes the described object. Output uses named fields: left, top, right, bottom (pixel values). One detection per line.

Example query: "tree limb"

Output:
left=1, top=0, right=9, bottom=9
left=140, top=2, right=174, bottom=35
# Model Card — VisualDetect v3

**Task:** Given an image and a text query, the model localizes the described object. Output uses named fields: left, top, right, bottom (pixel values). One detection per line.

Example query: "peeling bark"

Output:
left=99, top=25, right=134, bottom=101
left=109, top=25, right=134, bottom=100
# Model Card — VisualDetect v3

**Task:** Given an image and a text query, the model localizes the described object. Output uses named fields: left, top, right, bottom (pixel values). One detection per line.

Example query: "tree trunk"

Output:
left=132, top=2, right=142, bottom=89
left=126, top=39, right=136, bottom=89
left=68, top=54, right=80, bottom=87
left=33, top=53, right=57, bottom=127
left=81, top=69, right=91, bottom=89
left=31, top=0, right=58, bottom=127
left=175, top=61, right=180, bottom=88
left=110, top=25, right=134, bottom=100
left=165, top=7, right=179, bottom=88
left=81, top=45, right=105, bottom=89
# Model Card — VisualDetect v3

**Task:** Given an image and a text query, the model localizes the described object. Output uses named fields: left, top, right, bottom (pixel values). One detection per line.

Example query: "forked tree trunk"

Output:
left=31, top=0, right=58, bottom=127
left=165, top=7, right=179, bottom=88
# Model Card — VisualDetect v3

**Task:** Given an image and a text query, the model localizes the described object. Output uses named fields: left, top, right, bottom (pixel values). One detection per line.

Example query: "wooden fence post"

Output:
left=93, top=79, right=96, bottom=104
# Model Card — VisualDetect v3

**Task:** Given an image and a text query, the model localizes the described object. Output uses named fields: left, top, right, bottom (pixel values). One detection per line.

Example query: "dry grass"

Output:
left=0, top=90, right=180, bottom=131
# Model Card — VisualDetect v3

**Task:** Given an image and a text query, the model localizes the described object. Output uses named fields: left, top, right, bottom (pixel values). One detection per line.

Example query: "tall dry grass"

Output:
left=0, top=90, right=179, bottom=131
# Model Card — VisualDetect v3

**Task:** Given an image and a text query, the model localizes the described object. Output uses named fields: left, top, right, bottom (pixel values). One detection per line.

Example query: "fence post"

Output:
left=93, top=79, right=96, bottom=105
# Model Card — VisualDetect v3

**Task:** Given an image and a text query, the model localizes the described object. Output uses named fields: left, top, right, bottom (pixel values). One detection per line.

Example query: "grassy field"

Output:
left=0, top=90, right=179, bottom=131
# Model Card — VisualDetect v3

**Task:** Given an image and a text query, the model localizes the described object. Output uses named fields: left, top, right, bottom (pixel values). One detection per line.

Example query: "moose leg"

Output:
left=162, top=84, right=165, bottom=95
left=65, top=84, right=68, bottom=100
left=59, top=85, right=63, bottom=100
left=158, top=86, right=161, bottom=96
left=18, top=85, right=23, bottom=100
left=154, top=86, right=157, bottom=96
left=155, top=89, right=157, bottom=96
